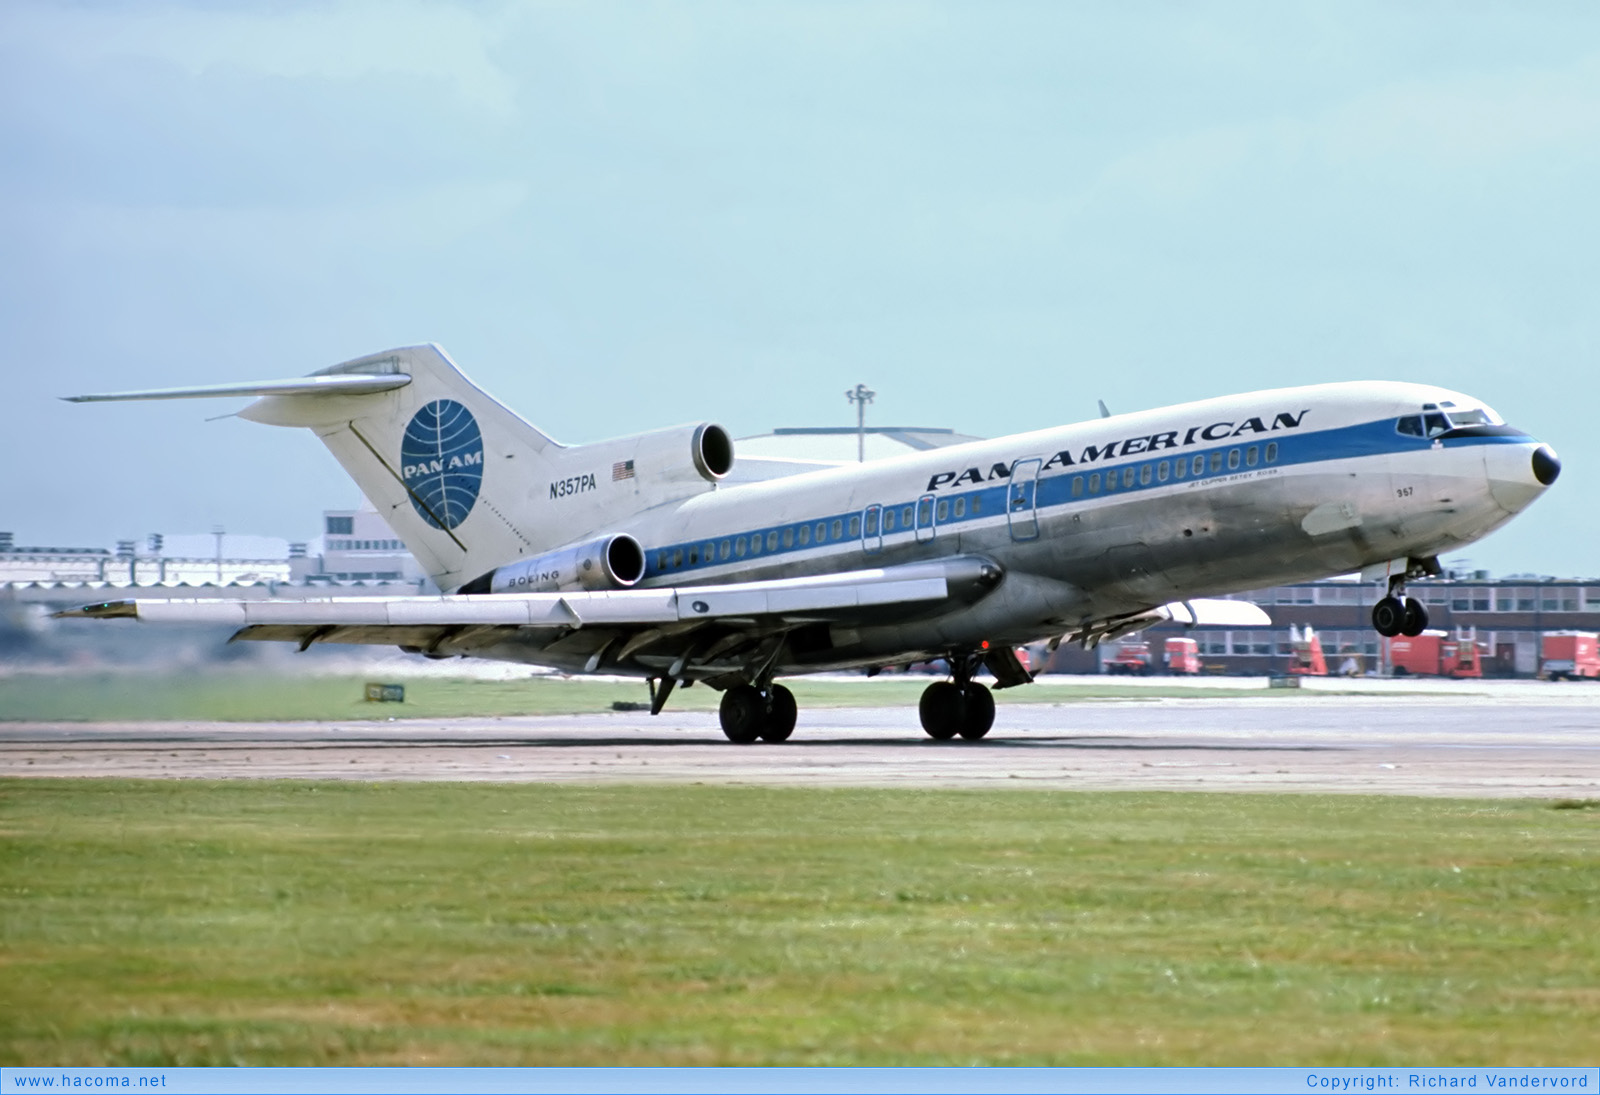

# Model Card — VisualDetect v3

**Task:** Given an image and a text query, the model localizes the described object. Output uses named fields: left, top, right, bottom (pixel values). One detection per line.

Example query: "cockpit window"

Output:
left=1399, top=403, right=1504, bottom=438
left=1447, top=407, right=1495, bottom=427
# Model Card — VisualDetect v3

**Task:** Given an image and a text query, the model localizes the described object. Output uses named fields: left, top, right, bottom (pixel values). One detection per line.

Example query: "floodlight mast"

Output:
left=846, top=383, right=875, bottom=463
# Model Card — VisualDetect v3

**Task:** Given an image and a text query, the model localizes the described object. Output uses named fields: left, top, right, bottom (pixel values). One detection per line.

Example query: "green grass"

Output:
left=0, top=673, right=1279, bottom=723
left=2, top=780, right=1597, bottom=1065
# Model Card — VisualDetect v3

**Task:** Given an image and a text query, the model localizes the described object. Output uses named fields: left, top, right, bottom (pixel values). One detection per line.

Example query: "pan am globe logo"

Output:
left=400, top=399, right=484, bottom=530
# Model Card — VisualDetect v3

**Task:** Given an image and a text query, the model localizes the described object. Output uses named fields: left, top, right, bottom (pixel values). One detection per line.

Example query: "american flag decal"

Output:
left=612, top=459, right=635, bottom=481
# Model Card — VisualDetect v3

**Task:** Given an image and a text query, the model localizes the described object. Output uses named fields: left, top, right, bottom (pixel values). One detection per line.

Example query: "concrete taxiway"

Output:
left=3, top=688, right=1597, bottom=797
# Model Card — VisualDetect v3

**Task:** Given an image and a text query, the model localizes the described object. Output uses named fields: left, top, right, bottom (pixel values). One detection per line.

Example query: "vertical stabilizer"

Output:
left=239, top=344, right=562, bottom=591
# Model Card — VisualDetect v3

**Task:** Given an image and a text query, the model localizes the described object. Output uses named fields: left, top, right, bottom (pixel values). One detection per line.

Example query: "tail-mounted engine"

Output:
left=624, top=422, right=734, bottom=485
left=459, top=533, right=646, bottom=595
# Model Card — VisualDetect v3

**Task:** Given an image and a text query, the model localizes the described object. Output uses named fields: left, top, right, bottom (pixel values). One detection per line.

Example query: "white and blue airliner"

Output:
left=62, top=345, right=1560, bottom=742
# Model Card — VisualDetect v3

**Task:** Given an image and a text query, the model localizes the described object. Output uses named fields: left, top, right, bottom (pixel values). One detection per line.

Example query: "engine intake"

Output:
left=463, top=533, right=646, bottom=595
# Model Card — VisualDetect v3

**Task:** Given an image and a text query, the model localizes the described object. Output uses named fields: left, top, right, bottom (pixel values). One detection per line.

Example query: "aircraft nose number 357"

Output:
left=400, top=399, right=485, bottom=530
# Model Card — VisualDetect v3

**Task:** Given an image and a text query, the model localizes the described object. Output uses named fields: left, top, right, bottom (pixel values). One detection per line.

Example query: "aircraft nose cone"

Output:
left=1532, top=445, right=1561, bottom=486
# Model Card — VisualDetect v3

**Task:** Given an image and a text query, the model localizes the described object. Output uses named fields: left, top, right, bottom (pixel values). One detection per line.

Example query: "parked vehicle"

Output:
left=1540, top=632, right=1599, bottom=680
left=1162, top=637, right=1201, bottom=676
left=1389, top=629, right=1486, bottom=678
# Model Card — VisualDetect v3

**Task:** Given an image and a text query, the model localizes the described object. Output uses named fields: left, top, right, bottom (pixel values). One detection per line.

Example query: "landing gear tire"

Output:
left=1400, top=597, right=1429, bottom=637
left=758, top=684, right=797, bottom=743
left=719, top=685, right=766, bottom=743
left=919, top=681, right=964, bottom=740
left=1372, top=596, right=1405, bottom=638
left=958, top=682, right=995, bottom=740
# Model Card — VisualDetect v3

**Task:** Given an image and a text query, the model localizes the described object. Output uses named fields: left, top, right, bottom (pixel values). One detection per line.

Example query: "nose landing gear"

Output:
left=1372, top=567, right=1431, bottom=638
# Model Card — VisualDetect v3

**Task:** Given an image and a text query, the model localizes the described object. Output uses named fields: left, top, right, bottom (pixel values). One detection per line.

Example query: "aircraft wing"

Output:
left=55, top=559, right=998, bottom=667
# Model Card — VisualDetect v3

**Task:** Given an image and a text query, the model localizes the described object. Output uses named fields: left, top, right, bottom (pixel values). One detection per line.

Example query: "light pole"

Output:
left=213, top=525, right=225, bottom=584
left=845, top=383, right=875, bottom=463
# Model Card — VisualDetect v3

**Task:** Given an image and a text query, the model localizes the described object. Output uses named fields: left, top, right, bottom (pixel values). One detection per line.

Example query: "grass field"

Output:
left=3, top=780, right=1597, bottom=1065
left=0, top=672, right=1286, bottom=723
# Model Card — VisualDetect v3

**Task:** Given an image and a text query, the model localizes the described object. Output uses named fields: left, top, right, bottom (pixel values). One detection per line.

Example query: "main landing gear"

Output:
left=918, top=656, right=996, bottom=741
left=718, top=683, right=798, bottom=743
left=1372, top=578, right=1429, bottom=638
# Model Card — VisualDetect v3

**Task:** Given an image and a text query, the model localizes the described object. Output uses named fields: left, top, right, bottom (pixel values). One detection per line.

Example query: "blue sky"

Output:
left=2, top=1, right=1596, bottom=576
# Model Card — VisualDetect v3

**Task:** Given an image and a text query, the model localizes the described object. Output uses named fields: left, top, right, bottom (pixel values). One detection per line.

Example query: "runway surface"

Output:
left=4, top=688, right=1598, bottom=797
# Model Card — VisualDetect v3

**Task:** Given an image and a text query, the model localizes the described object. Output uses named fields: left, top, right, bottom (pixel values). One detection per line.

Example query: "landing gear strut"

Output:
left=719, top=683, right=798, bottom=743
left=918, top=655, right=996, bottom=741
left=1372, top=570, right=1430, bottom=638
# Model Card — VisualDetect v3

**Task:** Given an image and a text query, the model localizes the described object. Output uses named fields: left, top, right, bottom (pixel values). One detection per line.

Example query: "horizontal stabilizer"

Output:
left=61, top=374, right=411, bottom=403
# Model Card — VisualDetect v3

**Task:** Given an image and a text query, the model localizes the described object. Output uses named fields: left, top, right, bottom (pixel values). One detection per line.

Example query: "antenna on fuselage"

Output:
left=1097, top=399, right=1111, bottom=419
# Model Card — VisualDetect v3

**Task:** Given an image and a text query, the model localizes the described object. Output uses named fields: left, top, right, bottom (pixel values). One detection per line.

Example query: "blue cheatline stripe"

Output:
left=640, top=420, right=1535, bottom=580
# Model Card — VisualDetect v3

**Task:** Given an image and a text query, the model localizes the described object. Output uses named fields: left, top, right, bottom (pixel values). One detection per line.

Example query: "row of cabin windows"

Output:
left=651, top=443, right=1274, bottom=572
left=653, top=494, right=993, bottom=571
left=656, top=515, right=866, bottom=571
left=1069, top=442, right=1277, bottom=498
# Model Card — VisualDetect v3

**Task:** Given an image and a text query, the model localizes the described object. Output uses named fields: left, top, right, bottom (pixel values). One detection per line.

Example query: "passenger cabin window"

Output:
left=832, top=519, right=843, bottom=539
left=971, top=495, right=982, bottom=514
left=1088, top=472, right=1101, bottom=493
left=1246, top=445, right=1258, bottom=467
left=782, top=528, right=794, bottom=548
left=1139, top=464, right=1152, bottom=486
left=734, top=537, right=746, bottom=558
left=815, top=522, right=827, bottom=542
left=849, top=516, right=860, bottom=537
left=719, top=540, right=731, bottom=560
left=1209, top=452, right=1222, bottom=474
left=865, top=510, right=879, bottom=535
left=1265, top=442, right=1278, bottom=463
left=917, top=498, right=933, bottom=526
left=955, top=497, right=967, bottom=516
left=884, top=509, right=896, bottom=531
left=1072, top=477, right=1084, bottom=497
left=750, top=535, right=762, bottom=555
left=936, top=500, right=948, bottom=521
left=1156, top=461, right=1169, bottom=482
left=1123, top=466, right=1136, bottom=488
left=798, top=524, right=811, bottom=546
left=1173, top=458, right=1187, bottom=480
left=767, top=531, right=779, bottom=551
left=1228, top=449, right=1241, bottom=470
left=1192, top=454, right=1205, bottom=476
left=901, top=505, right=914, bottom=527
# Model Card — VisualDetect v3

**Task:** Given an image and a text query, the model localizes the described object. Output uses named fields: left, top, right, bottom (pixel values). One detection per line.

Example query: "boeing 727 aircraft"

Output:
left=62, top=345, right=1560, bottom=742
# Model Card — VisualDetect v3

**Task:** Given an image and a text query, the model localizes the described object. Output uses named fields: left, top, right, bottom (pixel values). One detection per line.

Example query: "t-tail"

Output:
left=65, top=344, right=735, bottom=591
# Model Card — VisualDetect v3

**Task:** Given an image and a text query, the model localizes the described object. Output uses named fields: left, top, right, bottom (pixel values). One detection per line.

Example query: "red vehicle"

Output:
left=1389, top=630, right=1486, bottom=678
left=1104, top=639, right=1154, bottom=675
left=1162, top=637, right=1201, bottom=676
left=1541, top=632, right=1600, bottom=680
